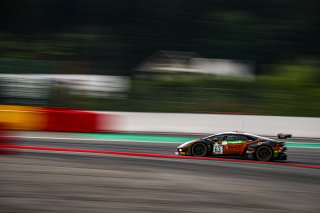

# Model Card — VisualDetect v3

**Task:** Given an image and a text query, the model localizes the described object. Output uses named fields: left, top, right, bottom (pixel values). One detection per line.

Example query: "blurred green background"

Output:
left=0, top=0, right=319, bottom=116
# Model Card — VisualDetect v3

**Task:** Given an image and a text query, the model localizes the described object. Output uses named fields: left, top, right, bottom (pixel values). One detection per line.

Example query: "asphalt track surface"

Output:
left=1, top=134, right=320, bottom=213
left=14, top=135, right=320, bottom=166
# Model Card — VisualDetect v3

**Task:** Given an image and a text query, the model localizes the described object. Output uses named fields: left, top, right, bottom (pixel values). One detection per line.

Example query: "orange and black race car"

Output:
left=176, top=132, right=290, bottom=161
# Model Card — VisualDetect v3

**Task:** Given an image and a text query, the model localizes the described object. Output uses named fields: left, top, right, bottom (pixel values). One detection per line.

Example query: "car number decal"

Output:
left=213, top=145, right=223, bottom=154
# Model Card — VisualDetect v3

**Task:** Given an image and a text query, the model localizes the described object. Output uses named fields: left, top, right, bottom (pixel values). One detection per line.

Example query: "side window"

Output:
left=209, top=134, right=226, bottom=141
left=217, top=135, right=227, bottom=140
left=225, top=134, right=249, bottom=141
left=235, top=135, right=248, bottom=141
left=243, top=135, right=256, bottom=141
left=208, top=134, right=255, bottom=141
left=223, top=134, right=237, bottom=141
left=237, top=134, right=256, bottom=141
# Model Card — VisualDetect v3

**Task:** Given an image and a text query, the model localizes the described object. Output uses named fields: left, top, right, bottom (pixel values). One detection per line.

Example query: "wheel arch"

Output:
left=191, top=140, right=211, bottom=156
left=255, top=145, right=274, bottom=161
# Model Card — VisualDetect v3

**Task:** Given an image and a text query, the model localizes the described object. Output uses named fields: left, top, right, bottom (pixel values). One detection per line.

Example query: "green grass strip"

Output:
left=286, top=142, right=320, bottom=148
left=78, top=133, right=194, bottom=143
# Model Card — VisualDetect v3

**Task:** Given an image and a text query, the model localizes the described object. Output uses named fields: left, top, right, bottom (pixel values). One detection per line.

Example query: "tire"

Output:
left=191, top=143, right=208, bottom=157
left=255, top=146, right=274, bottom=161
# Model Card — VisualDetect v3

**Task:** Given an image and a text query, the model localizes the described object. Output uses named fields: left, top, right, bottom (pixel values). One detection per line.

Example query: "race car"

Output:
left=176, top=132, right=289, bottom=161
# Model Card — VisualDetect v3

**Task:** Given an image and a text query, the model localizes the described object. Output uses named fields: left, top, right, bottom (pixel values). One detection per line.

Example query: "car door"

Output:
left=222, top=134, right=247, bottom=155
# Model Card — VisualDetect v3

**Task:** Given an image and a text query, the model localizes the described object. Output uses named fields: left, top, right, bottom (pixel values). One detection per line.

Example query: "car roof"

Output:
left=204, top=132, right=273, bottom=141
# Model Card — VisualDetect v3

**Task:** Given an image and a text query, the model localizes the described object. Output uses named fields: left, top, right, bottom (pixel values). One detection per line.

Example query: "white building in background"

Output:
left=135, top=50, right=254, bottom=79
left=0, top=74, right=129, bottom=101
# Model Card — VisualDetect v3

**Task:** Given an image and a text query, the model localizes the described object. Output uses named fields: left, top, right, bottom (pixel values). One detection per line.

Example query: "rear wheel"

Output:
left=255, top=146, right=273, bottom=161
left=191, top=143, right=208, bottom=157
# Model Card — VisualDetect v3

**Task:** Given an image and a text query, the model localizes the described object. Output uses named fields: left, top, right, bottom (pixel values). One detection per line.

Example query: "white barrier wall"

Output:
left=99, top=112, right=320, bottom=138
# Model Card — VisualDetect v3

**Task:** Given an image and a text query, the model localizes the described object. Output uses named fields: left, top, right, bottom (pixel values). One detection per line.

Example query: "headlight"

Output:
left=179, top=149, right=182, bottom=152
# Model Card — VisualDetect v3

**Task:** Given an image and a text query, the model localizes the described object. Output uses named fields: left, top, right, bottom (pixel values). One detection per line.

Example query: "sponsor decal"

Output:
left=228, top=145, right=242, bottom=151
left=227, top=141, right=243, bottom=144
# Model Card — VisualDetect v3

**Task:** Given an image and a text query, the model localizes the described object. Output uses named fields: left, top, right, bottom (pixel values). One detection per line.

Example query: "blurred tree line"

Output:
left=1, top=0, right=319, bottom=75
left=1, top=0, right=320, bottom=116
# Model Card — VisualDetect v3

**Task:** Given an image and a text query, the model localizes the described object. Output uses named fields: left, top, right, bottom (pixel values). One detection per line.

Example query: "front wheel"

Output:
left=191, top=143, right=208, bottom=157
left=255, top=146, right=273, bottom=161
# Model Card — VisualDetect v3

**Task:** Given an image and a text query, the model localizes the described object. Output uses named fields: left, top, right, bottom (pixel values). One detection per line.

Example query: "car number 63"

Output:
left=213, top=145, right=223, bottom=154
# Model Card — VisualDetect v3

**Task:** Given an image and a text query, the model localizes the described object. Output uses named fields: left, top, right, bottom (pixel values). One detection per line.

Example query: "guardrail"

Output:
left=1, top=105, right=319, bottom=137
left=0, top=105, right=116, bottom=133
left=100, top=112, right=320, bottom=138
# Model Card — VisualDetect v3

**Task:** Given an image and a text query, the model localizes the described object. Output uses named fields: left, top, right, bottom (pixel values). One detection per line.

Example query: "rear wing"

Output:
left=277, top=133, right=292, bottom=139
